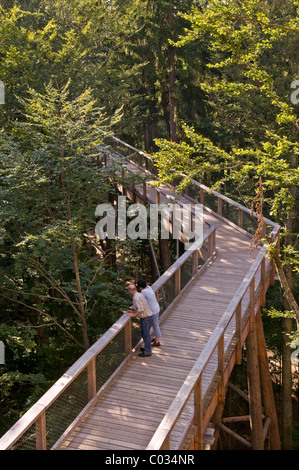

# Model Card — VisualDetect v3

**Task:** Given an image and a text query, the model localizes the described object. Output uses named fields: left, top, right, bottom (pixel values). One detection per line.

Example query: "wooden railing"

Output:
left=104, top=137, right=281, bottom=450
left=0, top=135, right=280, bottom=450
left=146, top=233, right=280, bottom=450
left=105, top=137, right=282, bottom=450
left=0, top=222, right=216, bottom=451
left=104, top=136, right=275, bottom=238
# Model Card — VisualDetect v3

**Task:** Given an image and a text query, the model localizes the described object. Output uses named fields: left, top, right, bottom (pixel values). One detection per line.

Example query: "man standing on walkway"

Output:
left=137, top=279, right=162, bottom=348
left=126, top=284, right=153, bottom=357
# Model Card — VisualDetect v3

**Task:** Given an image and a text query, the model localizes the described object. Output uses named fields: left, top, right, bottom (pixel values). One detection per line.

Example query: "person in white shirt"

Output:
left=126, top=284, right=153, bottom=357
left=137, top=279, right=162, bottom=347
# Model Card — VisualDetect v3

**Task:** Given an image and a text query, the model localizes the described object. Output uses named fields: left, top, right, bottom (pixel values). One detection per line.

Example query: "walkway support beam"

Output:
left=246, top=312, right=264, bottom=450
left=256, top=310, right=281, bottom=449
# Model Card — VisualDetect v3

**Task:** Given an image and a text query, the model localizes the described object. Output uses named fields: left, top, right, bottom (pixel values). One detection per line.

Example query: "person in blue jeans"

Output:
left=137, top=279, right=162, bottom=347
left=126, top=284, right=153, bottom=357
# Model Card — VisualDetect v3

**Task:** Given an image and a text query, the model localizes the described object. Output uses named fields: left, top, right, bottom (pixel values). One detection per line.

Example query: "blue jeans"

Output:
left=151, top=312, right=162, bottom=339
left=140, top=316, right=153, bottom=355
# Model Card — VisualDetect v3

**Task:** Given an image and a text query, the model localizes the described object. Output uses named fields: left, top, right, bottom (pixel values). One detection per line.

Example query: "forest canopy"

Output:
left=0, top=0, right=298, bottom=447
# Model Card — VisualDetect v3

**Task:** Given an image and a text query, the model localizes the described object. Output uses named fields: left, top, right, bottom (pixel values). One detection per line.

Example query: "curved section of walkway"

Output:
left=59, top=207, right=260, bottom=450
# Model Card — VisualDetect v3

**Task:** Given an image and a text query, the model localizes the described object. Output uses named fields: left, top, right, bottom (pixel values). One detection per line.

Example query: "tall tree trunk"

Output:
left=168, top=47, right=177, bottom=142
left=73, top=249, right=90, bottom=351
left=152, top=115, right=159, bottom=150
left=167, top=11, right=177, bottom=142
left=144, top=122, right=150, bottom=152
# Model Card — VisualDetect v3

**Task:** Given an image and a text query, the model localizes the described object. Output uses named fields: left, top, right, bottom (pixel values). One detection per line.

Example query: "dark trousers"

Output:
left=140, top=316, right=153, bottom=355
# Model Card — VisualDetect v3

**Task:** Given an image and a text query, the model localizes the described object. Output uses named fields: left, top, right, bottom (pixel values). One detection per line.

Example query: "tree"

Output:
left=0, top=81, right=123, bottom=351
left=150, top=0, right=299, bottom=448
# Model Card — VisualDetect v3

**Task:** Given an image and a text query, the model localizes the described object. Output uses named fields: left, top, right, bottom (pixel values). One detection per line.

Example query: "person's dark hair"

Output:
left=137, top=279, right=147, bottom=288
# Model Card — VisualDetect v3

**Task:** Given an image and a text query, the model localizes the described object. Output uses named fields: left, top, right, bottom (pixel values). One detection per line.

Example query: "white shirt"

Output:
left=132, top=292, right=152, bottom=319
left=141, top=286, right=160, bottom=315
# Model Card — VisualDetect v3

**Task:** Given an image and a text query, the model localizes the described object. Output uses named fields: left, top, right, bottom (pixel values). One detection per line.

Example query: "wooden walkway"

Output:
left=0, top=137, right=280, bottom=451
left=58, top=164, right=261, bottom=450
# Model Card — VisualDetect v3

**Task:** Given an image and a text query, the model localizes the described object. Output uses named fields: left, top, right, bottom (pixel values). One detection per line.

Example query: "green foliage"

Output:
left=0, top=0, right=298, bottom=442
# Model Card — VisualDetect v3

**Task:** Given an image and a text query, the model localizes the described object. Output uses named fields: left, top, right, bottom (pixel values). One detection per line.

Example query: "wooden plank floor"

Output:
left=60, top=199, right=262, bottom=450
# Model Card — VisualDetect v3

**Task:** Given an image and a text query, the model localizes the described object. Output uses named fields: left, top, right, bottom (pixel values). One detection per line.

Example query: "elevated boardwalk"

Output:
left=59, top=210, right=258, bottom=450
left=0, top=137, right=280, bottom=451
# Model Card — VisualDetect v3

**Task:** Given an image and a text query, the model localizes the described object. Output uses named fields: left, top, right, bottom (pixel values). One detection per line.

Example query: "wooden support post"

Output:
left=161, top=435, right=170, bottom=450
left=121, top=169, right=125, bottom=193
left=238, top=209, right=243, bottom=228
left=261, top=222, right=267, bottom=238
left=125, top=318, right=132, bottom=356
left=270, top=261, right=275, bottom=286
left=193, top=249, right=199, bottom=276
left=255, top=311, right=281, bottom=450
left=260, top=257, right=266, bottom=307
left=208, top=231, right=215, bottom=257
left=200, top=188, right=204, bottom=205
left=250, top=278, right=255, bottom=312
left=218, top=334, right=225, bottom=404
left=217, top=198, right=222, bottom=216
left=246, top=313, right=264, bottom=450
left=263, top=417, right=271, bottom=446
left=175, top=268, right=181, bottom=297
left=87, top=357, right=97, bottom=401
left=143, top=181, right=147, bottom=202
left=156, top=189, right=160, bottom=204
left=212, top=230, right=216, bottom=256
left=36, top=411, right=47, bottom=450
left=194, top=376, right=203, bottom=450
left=236, top=301, right=243, bottom=365
left=210, top=400, right=226, bottom=450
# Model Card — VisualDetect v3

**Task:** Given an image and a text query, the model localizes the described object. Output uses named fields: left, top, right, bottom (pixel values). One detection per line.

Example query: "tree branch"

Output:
left=0, top=293, right=85, bottom=348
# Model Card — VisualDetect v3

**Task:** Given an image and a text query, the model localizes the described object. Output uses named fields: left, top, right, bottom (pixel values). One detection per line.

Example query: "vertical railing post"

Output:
left=217, top=198, right=222, bottom=216
left=132, top=181, right=136, bottom=203
left=236, top=300, right=243, bottom=365
left=193, top=249, right=199, bottom=276
left=125, top=317, right=132, bottom=356
left=208, top=229, right=216, bottom=258
left=208, top=232, right=213, bottom=258
left=175, top=268, right=181, bottom=297
left=218, top=334, right=225, bottom=404
left=87, top=357, right=97, bottom=401
left=161, top=435, right=170, bottom=450
left=194, top=375, right=203, bottom=449
left=143, top=181, right=147, bottom=202
left=36, top=410, right=47, bottom=450
left=260, top=257, right=266, bottom=307
left=238, top=209, right=243, bottom=228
